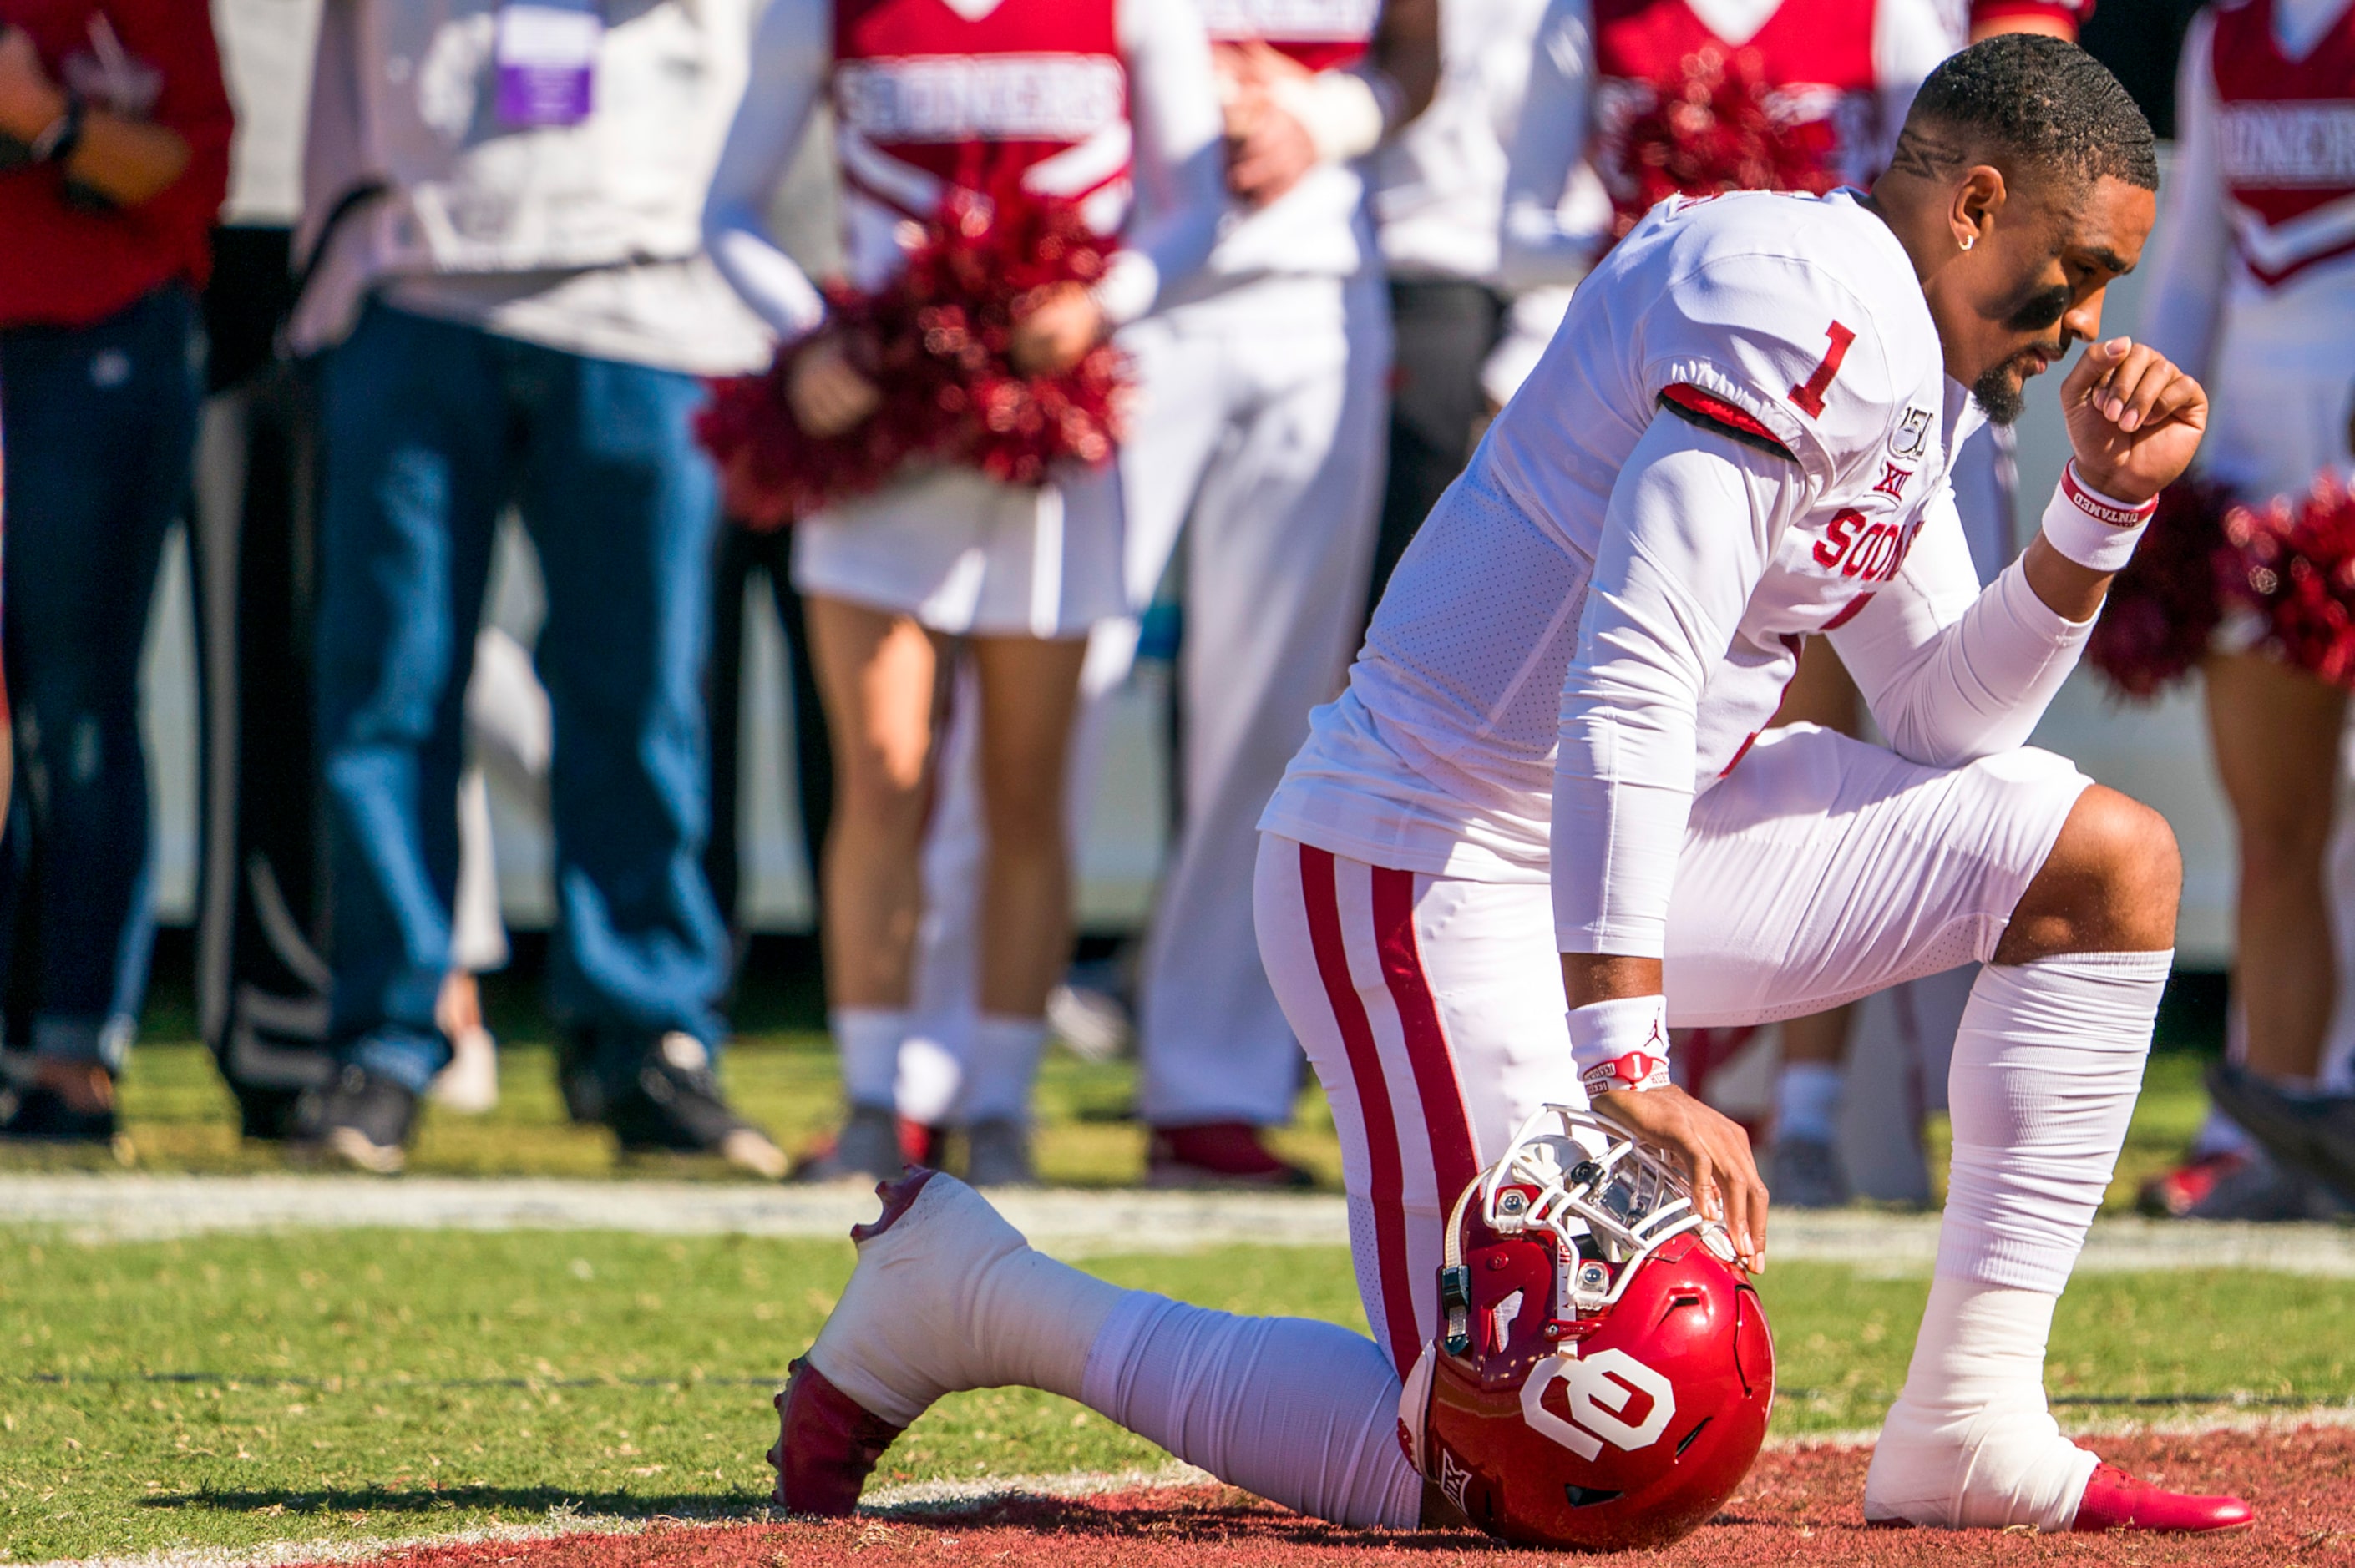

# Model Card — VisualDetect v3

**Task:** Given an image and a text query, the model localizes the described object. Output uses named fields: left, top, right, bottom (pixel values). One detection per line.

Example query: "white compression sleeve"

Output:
left=1832, top=489, right=2092, bottom=770
left=2137, top=12, right=2227, bottom=379
left=1553, top=416, right=1809, bottom=957
left=701, top=0, right=830, bottom=341
left=1096, top=0, right=1227, bottom=326
left=1082, top=1296, right=1423, bottom=1528
left=1496, top=0, right=1603, bottom=292
left=1940, top=951, right=2169, bottom=1292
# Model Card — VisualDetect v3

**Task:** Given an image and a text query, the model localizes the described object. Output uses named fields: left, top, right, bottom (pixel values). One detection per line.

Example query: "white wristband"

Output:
left=1567, top=994, right=1671, bottom=1092
left=1268, top=68, right=1392, bottom=164
left=2040, top=463, right=2157, bottom=574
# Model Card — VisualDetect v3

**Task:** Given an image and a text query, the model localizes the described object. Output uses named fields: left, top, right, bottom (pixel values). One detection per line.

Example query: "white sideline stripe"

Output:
left=2, top=1175, right=2352, bottom=1273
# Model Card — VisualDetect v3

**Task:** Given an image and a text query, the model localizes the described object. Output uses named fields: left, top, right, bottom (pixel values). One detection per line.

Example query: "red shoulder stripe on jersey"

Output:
left=1659, top=385, right=1796, bottom=461
left=1299, top=846, right=1422, bottom=1378
left=1370, top=867, right=1479, bottom=1254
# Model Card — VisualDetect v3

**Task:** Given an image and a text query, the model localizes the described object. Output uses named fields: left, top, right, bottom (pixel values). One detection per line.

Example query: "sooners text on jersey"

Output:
left=832, top=0, right=1132, bottom=227
left=2210, top=0, right=2355, bottom=286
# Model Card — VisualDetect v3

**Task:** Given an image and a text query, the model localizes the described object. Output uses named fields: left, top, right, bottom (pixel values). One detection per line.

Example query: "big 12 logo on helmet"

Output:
left=1520, top=1343, right=1677, bottom=1461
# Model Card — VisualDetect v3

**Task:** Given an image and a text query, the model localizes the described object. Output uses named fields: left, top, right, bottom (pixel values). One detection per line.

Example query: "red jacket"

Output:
left=0, top=0, right=232, bottom=329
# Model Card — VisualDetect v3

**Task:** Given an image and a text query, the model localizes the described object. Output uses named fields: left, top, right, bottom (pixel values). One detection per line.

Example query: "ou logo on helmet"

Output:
left=1519, top=1346, right=1676, bottom=1461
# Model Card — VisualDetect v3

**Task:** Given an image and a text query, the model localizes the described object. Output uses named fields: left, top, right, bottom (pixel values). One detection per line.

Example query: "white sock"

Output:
left=2190, top=1104, right=2256, bottom=1160
left=1774, top=1061, right=1845, bottom=1145
left=808, top=1176, right=1122, bottom=1426
left=1081, top=1295, right=1422, bottom=1528
left=833, top=1008, right=909, bottom=1111
left=1863, top=1276, right=2096, bottom=1530
left=960, top=1014, right=1047, bottom=1124
left=1938, top=951, right=2167, bottom=1292
left=893, top=1029, right=964, bottom=1126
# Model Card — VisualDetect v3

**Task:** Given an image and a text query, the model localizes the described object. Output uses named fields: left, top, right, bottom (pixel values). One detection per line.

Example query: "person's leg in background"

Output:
left=1363, top=278, right=1503, bottom=618
left=954, top=632, right=1092, bottom=1185
left=884, top=311, right=1227, bottom=1180
left=2165, top=648, right=2352, bottom=1217
left=1757, top=640, right=1863, bottom=1209
left=1137, top=272, right=1391, bottom=1184
left=302, top=306, right=509, bottom=1171
left=807, top=595, right=952, bottom=1178
left=522, top=344, right=782, bottom=1177
left=0, top=286, right=200, bottom=1142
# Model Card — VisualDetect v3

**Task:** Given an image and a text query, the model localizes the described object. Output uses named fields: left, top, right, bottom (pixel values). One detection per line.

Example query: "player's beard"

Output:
left=1971, top=361, right=2028, bottom=427
left=1971, top=281, right=2074, bottom=427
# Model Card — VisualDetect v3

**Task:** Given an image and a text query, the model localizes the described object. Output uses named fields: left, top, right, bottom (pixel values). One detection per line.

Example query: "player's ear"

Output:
left=1951, top=165, right=2007, bottom=255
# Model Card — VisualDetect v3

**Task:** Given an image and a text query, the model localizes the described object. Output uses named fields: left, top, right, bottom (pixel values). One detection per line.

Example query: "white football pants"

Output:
left=1063, top=728, right=2155, bottom=1531
left=897, top=271, right=1393, bottom=1125
left=1255, top=726, right=2095, bottom=1370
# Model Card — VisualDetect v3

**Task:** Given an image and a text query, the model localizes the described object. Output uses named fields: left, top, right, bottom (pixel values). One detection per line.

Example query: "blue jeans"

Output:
left=0, top=286, right=200, bottom=1067
left=316, top=303, right=727, bottom=1092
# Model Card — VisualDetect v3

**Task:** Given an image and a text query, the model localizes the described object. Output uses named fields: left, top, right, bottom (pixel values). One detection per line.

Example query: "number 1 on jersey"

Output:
left=1790, top=321, right=1856, bottom=419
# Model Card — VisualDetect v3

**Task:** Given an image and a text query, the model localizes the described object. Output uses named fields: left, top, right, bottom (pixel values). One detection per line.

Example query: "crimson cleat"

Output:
left=769, top=1357, right=906, bottom=1514
left=2137, top=1150, right=2250, bottom=1217
left=2072, top=1463, right=2253, bottom=1533
left=1147, top=1121, right=1313, bottom=1189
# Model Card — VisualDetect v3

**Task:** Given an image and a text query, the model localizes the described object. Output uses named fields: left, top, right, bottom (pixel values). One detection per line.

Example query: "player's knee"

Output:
left=1999, top=787, right=2180, bottom=960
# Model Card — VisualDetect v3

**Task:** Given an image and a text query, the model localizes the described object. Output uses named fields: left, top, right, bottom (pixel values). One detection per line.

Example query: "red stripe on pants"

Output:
left=1299, top=844, right=1422, bottom=1378
left=1370, top=867, right=1479, bottom=1233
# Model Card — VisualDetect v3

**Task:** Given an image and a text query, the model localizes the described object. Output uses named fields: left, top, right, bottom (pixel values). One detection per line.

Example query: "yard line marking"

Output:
left=3, top=1175, right=2353, bottom=1275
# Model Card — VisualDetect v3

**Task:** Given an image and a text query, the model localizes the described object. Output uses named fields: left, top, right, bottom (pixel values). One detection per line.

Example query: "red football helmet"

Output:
left=1398, top=1103, right=1774, bottom=1551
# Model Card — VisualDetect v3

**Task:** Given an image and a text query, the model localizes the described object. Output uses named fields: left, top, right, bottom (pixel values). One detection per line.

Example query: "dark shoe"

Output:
left=962, top=1117, right=1036, bottom=1188
left=2182, top=1151, right=2347, bottom=1221
left=555, top=1028, right=605, bottom=1125
left=795, top=1107, right=944, bottom=1184
left=1147, top=1121, right=1314, bottom=1189
left=290, top=1065, right=417, bottom=1175
left=2137, top=1149, right=2251, bottom=1217
left=1766, top=1136, right=1851, bottom=1209
left=604, top=1032, right=787, bottom=1179
left=2205, top=1062, right=2355, bottom=1206
left=0, top=1083, right=119, bottom=1143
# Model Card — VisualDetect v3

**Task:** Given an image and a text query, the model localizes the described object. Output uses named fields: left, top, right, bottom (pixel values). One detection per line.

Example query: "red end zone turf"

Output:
left=294, top=1426, right=2355, bottom=1568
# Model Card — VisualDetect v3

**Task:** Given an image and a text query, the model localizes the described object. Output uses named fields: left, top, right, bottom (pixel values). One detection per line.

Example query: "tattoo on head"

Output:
left=1887, top=126, right=1964, bottom=182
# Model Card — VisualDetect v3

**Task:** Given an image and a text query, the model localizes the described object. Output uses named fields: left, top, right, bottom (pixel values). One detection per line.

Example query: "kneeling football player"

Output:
left=768, top=35, right=2252, bottom=1542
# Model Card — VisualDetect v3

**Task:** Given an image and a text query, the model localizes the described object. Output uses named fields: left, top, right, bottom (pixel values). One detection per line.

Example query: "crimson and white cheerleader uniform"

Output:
left=1250, top=190, right=2175, bottom=1528
left=2142, top=0, right=2355, bottom=1097
left=701, top=0, right=1225, bottom=639
left=889, top=0, right=1420, bottom=1144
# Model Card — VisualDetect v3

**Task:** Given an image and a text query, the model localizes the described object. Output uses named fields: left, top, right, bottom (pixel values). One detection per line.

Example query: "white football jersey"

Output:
left=1263, top=188, right=2087, bottom=955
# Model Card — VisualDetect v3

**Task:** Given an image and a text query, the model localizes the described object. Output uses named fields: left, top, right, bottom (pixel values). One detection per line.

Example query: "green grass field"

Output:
left=4, top=1223, right=2352, bottom=1564
left=0, top=1036, right=2217, bottom=1213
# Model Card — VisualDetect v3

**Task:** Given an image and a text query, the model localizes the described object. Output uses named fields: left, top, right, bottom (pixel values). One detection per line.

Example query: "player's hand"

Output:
left=787, top=334, right=882, bottom=438
left=2061, top=336, right=2207, bottom=504
left=0, top=25, right=67, bottom=144
left=1009, top=281, right=1104, bottom=376
left=1589, top=1085, right=1767, bottom=1273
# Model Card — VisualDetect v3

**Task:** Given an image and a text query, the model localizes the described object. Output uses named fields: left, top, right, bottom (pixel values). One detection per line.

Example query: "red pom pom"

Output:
left=694, top=186, right=1130, bottom=529
left=1605, top=46, right=1841, bottom=249
left=2087, top=478, right=2231, bottom=701
left=2220, top=472, right=2355, bottom=689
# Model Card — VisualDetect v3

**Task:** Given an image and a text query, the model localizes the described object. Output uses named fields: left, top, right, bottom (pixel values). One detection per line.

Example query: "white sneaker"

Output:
left=428, top=1026, right=499, bottom=1115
